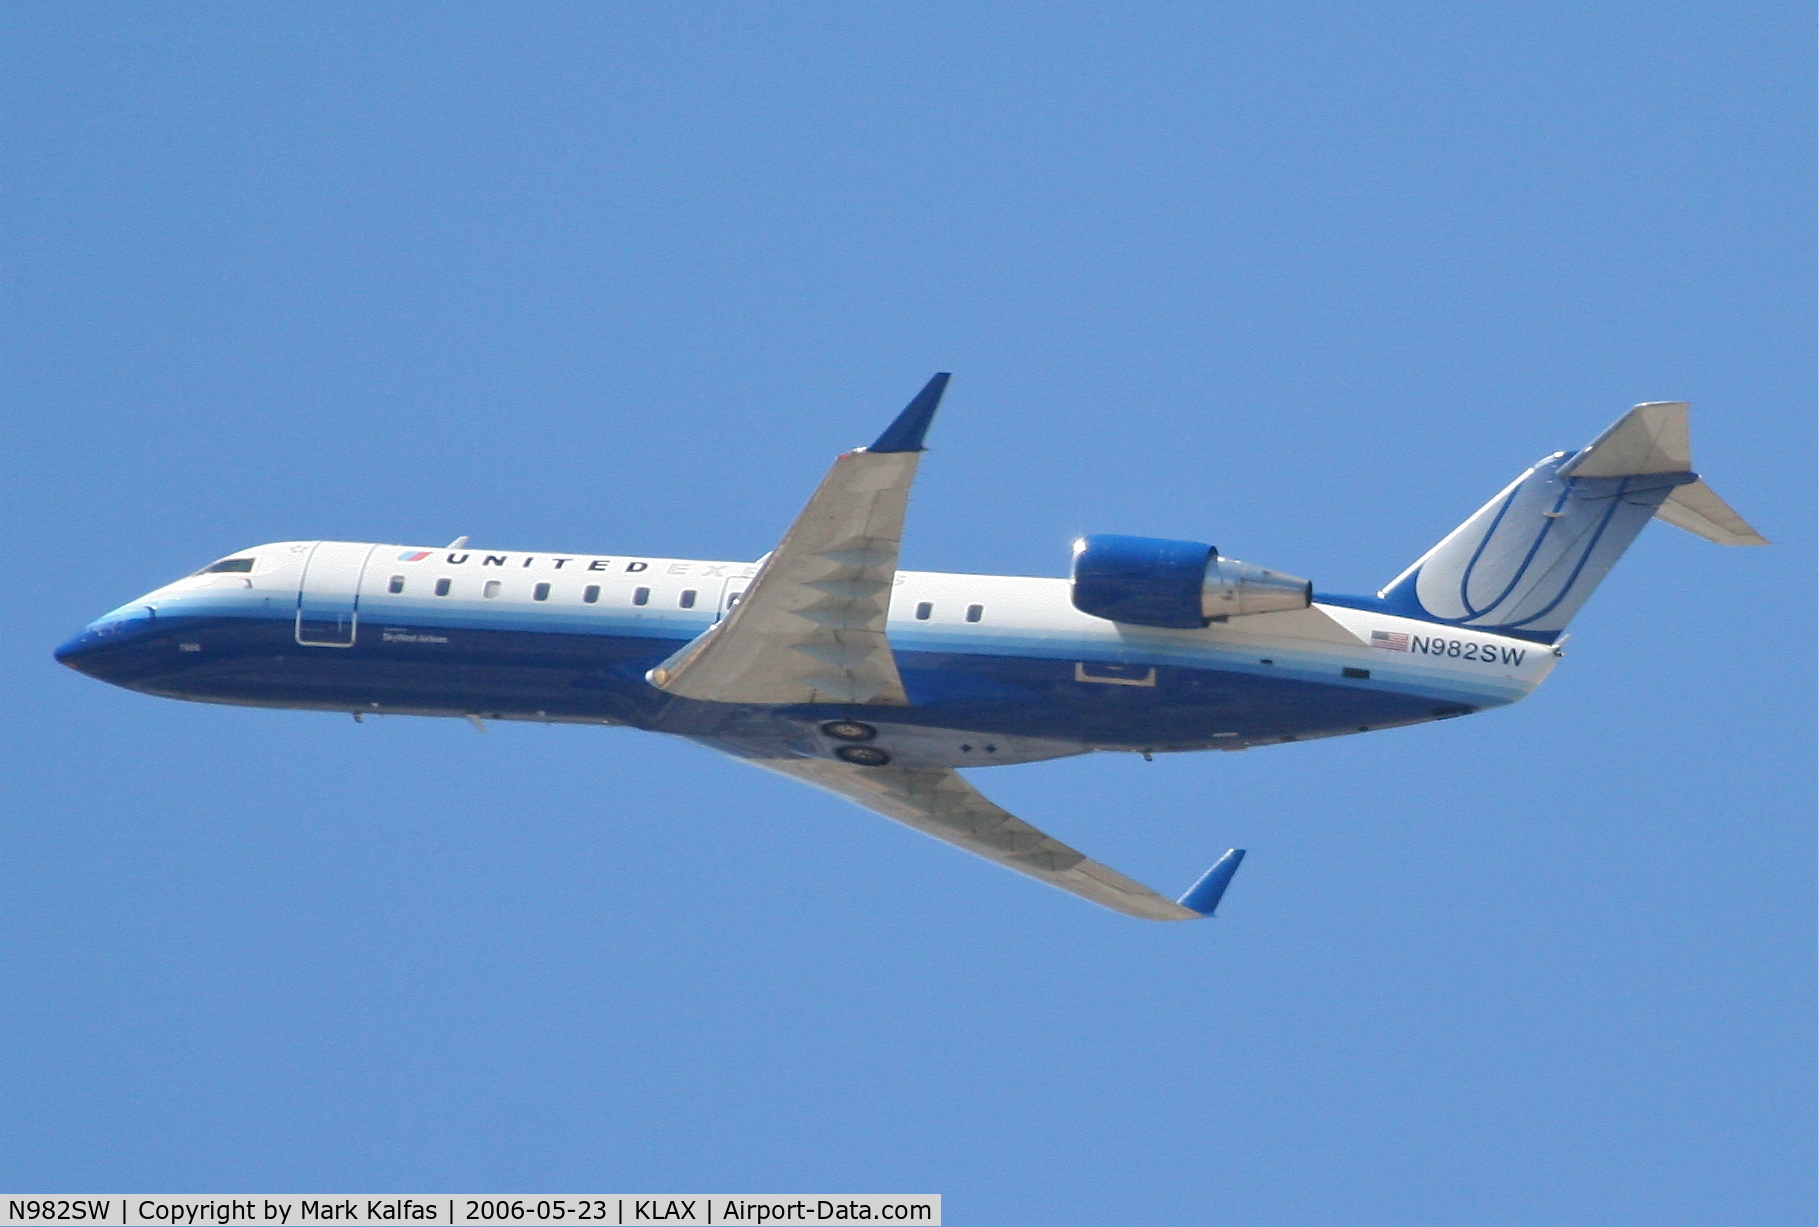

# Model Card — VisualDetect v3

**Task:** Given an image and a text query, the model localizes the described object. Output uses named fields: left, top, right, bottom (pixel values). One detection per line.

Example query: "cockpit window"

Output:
left=193, top=557, right=255, bottom=575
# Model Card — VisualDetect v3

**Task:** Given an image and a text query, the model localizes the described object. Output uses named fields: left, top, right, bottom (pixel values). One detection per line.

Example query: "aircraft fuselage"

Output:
left=57, top=539, right=1555, bottom=770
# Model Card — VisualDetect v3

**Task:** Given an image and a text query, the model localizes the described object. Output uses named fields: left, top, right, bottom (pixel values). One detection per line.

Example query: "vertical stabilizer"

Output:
left=1374, top=402, right=1762, bottom=643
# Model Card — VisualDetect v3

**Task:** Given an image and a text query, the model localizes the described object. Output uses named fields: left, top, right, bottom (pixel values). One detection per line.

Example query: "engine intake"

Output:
left=1070, top=534, right=1311, bottom=629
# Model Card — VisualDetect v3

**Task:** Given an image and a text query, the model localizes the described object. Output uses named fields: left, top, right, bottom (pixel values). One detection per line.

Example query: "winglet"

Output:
left=1177, top=848, right=1246, bottom=917
left=867, top=373, right=951, bottom=453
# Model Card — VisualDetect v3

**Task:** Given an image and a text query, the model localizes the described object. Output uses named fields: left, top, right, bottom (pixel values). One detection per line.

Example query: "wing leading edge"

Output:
left=746, top=755, right=1243, bottom=922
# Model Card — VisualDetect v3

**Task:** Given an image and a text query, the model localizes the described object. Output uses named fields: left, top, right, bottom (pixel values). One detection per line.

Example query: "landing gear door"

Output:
left=716, top=575, right=753, bottom=622
left=297, top=541, right=377, bottom=647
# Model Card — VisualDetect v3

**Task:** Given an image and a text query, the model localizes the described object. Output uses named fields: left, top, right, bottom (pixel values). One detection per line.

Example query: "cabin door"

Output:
left=296, top=541, right=377, bottom=647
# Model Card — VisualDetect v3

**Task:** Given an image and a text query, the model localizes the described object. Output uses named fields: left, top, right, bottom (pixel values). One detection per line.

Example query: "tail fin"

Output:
left=1375, top=402, right=1766, bottom=643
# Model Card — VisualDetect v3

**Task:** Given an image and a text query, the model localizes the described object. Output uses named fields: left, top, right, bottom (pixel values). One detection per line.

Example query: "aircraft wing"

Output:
left=649, top=375, right=950, bottom=705
left=745, top=754, right=1244, bottom=922
left=653, top=375, right=1244, bottom=921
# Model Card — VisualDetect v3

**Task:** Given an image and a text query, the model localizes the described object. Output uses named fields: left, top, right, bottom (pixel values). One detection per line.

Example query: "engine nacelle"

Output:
left=1070, top=534, right=1311, bottom=629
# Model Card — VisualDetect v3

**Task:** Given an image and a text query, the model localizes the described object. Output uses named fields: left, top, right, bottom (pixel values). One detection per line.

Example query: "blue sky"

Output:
left=3, top=4, right=1811, bottom=1221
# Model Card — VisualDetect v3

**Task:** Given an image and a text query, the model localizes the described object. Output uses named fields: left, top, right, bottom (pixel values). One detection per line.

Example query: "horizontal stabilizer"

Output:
left=1655, top=479, right=1769, bottom=546
left=1177, top=848, right=1246, bottom=916
left=1559, top=400, right=1691, bottom=477
left=1557, top=399, right=1765, bottom=542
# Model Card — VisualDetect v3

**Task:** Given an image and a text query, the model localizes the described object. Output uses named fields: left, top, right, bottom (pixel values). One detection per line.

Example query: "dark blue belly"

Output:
left=56, top=611, right=1462, bottom=751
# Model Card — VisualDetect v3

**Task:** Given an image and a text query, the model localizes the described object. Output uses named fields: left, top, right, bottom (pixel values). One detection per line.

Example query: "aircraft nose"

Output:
left=54, top=625, right=108, bottom=674
left=54, top=611, right=158, bottom=682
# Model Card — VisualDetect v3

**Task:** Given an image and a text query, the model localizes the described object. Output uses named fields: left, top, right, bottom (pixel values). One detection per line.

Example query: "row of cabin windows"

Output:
left=401, top=576, right=675, bottom=607
left=390, top=575, right=983, bottom=621
left=915, top=601, right=985, bottom=622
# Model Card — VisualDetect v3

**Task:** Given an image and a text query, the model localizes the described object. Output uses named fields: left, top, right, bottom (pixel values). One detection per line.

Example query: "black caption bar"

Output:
left=1, top=1199, right=938, bottom=1227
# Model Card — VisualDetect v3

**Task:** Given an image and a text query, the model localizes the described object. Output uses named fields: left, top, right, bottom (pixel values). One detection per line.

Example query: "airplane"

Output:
left=54, top=376, right=1766, bottom=921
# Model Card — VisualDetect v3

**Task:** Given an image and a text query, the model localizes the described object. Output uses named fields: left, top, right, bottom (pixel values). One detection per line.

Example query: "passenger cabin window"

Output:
left=583, top=585, right=601, bottom=604
left=915, top=602, right=933, bottom=620
left=434, top=578, right=451, bottom=596
left=533, top=582, right=551, bottom=601
left=483, top=580, right=502, bottom=599
left=633, top=587, right=651, bottom=606
left=679, top=589, right=697, bottom=609
left=388, top=575, right=405, bottom=594
left=966, top=604, right=984, bottom=623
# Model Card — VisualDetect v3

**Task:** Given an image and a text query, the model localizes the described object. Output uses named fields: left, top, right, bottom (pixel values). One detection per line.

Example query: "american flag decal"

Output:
left=1371, top=630, right=1409, bottom=651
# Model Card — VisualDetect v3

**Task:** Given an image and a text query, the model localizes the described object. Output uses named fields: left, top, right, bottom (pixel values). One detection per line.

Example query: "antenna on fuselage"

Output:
left=446, top=535, right=469, bottom=549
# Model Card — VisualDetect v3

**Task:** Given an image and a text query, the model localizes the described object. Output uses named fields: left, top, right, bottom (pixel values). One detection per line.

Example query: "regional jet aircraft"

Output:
left=56, top=377, right=1765, bottom=920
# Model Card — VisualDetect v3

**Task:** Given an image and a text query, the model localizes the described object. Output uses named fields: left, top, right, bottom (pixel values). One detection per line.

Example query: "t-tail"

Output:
left=1366, top=402, right=1766, bottom=644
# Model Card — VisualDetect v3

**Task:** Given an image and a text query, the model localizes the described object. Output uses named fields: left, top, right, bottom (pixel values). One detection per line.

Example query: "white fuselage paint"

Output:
left=102, top=540, right=1559, bottom=724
